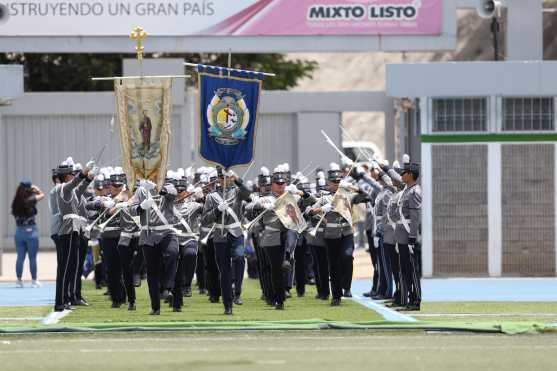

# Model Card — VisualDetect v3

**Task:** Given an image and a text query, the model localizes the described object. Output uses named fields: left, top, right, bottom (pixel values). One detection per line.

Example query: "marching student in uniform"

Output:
left=53, top=157, right=97, bottom=312
left=131, top=179, right=180, bottom=315
left=309, top=163, right=356, bottom=306
left=171, top=171, right=204, bottom=311
left=202, top=167, right=252, bottom=315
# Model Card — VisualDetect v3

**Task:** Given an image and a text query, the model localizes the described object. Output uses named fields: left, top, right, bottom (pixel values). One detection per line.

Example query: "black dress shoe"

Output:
left=284, top=290, right=292, bottom=299
left=297, top=291, right=305, bottom=298
left=224, top=307, right=233, bottom=315
left=331, top=298, right=341, bottom=306
left=401, top=303, right=421, bottom=311
left=184, top=287, right=192, bottom=297
left=343, top=290, right=352, bottom=298
left=111, top=302, right=122, bottom=308
left=73, top=299, right=89, bottom=306
left=306, top=278, right=316, bottom=285
left=275, top=302, right=284, bottom=310
left=54, top=306, right=65, bottom=312
left=128, top=302, right=136, bottom=311
left=363, top=291, right=372, bottom=298
left=64, top=304, right=75, bottom=311
left=371, top=295, right=387, bottom=300
left=233, top=296, right=243, bottom=305
left=173, top=307, right=182, bottom=312
left=149, top=309, right=161, bottom=315
left=209, top=296, right=220, bottom=303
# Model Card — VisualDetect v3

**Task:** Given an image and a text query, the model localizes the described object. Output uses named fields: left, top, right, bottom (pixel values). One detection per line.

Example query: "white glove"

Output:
left=373, top=237, right=380, bottom=248
left=218, top=201, right=229, bottom=212
left=85, top=160, right=96, bottom=173
left=285, top=184, right=298, bottom=193
left=303, top=206, right=312, bottom=215
left=339, top=180, right=351, bottom=189
left=89, top=166, right=100, bottom=177
left=321, top=203, right=333, bottom=213
left=103, top=199, right=115, bottom=209
left=408, top=244, right=414, bottom=255
left=139, top=179, right=156, bottom=191
left=140, top=197, right=154, bottom=211
left=194, top=187, right=204, bottom=199
left=344, top=158, right=354, bottom=166
left=115, top=201, right=129, bottom=209
left=261, top=199, right=275, bottom=210
left=356, top=166, right=366, bottom=175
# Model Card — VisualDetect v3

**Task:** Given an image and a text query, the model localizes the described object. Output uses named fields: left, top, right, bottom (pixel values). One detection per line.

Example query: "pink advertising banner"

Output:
left=0, top=0, right=442, bottom=36
left=200, top=0, right=443, bottom=36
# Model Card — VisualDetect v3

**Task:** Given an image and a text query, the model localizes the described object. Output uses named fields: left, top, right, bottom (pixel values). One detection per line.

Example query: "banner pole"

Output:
left=227, top=49, right=232, bottom=78
left=221, top=171, right=226, bottom=234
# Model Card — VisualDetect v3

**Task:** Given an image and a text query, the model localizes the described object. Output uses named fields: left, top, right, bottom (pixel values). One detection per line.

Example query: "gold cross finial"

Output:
left=130, top=26, right=147, bottom=62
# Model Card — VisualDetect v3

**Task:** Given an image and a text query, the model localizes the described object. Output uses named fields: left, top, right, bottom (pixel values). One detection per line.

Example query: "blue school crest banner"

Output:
left=198, top=65, right=263, bottom=169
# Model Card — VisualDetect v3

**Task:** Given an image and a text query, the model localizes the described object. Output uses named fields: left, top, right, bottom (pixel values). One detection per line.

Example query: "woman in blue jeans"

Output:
left=11, top=180, right=45, bottom=287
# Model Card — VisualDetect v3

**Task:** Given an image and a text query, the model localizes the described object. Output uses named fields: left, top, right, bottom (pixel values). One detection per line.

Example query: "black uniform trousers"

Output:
left=53, top=234, right=67, bottom=310
left=183, top=240, right=198, bottom=291
left=385, top=243, right=401, bottom=303
left=102, top=237, right=126, bottom=304
left=172, top=243, right=187, bottom=309
left=70, top=235, right=88, bottom=303
left=143, top=234, right=179, bottom=311
left=264, top=243, right=287, bottom=305
left=204, top=239, right=221, bottom=300
left=366, top=231, right=379, bottom=295
left=195, top=248, right=206, bottom=292
left=373, top=234, right=394, bottom=298
left=118, top=238, right=138, bottom=304
left=294, top=235, right=309, bottom=296
left=214, top=233, right=245, bottom=309
left=325, top=234, right=354, bottom=300
left=56, top=232, right=81, bottom=309
left=253, top=234, right=273, bottom=302
left=283, top=230, right=298, bottom=291
left=310, top=244, right=330, bottom=298
left=398, top=243, right=422, bottom=306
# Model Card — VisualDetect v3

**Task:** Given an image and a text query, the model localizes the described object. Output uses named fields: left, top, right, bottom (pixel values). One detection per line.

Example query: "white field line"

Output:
left=0, top=317, right=44, bottom=321
left=413, top=313, right=557, bottom=318
left=42, top=310, right=71, bottom=325
left=3, top=345, right=557, bottom=354
left=351, top=294, right=417, bottom=322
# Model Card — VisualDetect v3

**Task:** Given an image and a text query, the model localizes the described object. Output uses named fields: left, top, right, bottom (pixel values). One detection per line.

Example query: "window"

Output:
left=432, top=98, right=487, bottom=132
left=502, top=97, right=554, bottom=131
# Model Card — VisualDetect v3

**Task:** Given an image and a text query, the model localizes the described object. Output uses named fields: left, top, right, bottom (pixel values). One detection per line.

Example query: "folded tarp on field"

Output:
left=0, top=319, right=554, bottom=335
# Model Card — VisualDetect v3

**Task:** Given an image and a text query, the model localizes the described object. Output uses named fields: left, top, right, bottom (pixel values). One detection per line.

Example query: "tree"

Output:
left=0, top=53, right=318, bottom=92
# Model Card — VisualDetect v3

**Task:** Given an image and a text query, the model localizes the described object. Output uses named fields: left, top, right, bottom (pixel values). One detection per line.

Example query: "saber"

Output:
left=321, top=130, right=352, bottom=162
left=339, top=125, right=374, bottom=162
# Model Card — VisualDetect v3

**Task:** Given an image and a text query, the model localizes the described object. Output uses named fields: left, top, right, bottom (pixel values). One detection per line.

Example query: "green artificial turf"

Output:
left=62, top=279, right=382, bottom=325
left=2, top=331, right=557, bottom=371
left=0, top=306, right=50, bottom=318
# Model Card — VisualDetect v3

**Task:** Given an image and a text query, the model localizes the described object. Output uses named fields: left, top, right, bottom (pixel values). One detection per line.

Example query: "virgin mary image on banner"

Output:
left=115, top=77, right=172, bottom=188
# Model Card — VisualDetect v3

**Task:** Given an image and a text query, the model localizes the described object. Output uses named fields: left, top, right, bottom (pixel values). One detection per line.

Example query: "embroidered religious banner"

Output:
left=274, top=192, right=307, bottom=233
left=198, top=64, right=262, bottom=169
left=115, top=77, right=172, bottom=189
left=332, top=187, right=353, bottom=226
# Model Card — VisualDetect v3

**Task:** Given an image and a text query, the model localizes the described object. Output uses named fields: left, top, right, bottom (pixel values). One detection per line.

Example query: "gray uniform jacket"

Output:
left=86, top=196, right=121, bottom=240
left=245, top=193, right=290, bottom=248
left=48, top=186, right=61, bottom=237
left=132, top=188, right=178, bottom=246
left=311, top=191, right=353, bottom=240
left=394, top=184, right=422, bottom=245
left=174, top=200, right=203, bottom=245
left=202, top=186, right=251, bottom=243
left=358, top=174, right=382, bottom=232
left=377, top=186, right=396, bottom=245
left=118, top=207, right=141, bottom=246
left=56, top=172, right=92, bottom=236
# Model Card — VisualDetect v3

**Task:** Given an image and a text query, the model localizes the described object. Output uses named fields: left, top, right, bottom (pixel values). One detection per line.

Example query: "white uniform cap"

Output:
left=329, top=162, right=340, bottom=171
left=402, top=154, right=410, bottom=164
left=282, top=163, right=290, bottom=172
left=260, top=166, right=270, bottom=176
left=393, top=161, right=401, bottom=169
left=73, top=163, right=82, bottom=172
left=113, top=166, right=124, bottom=175
left=316, top=171, right=325, bottom=179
